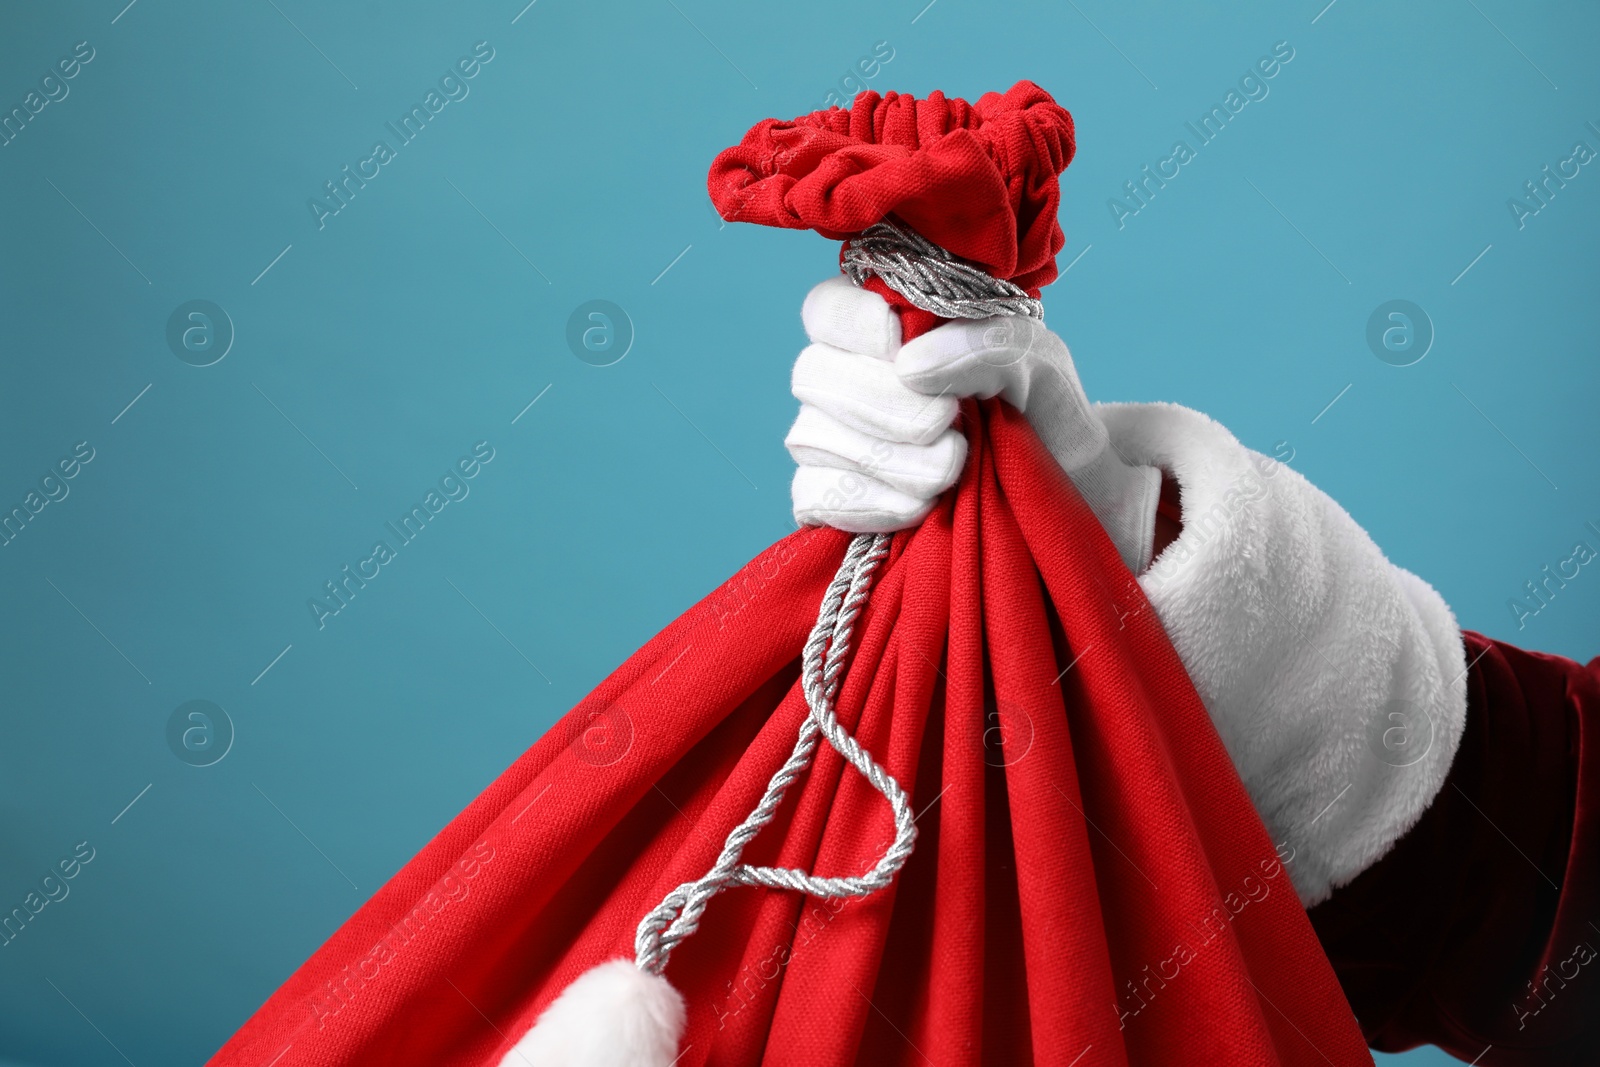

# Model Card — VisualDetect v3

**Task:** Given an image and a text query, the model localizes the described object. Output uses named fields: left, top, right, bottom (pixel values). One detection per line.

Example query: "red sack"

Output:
left=210, top=84, right=1371, bottom=1067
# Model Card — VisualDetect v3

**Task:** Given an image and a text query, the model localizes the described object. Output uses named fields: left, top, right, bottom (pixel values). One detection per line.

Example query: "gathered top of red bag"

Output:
left=707, top=80, right=1076, bottom=294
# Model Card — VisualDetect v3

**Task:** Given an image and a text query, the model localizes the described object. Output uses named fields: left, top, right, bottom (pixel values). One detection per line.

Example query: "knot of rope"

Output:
left=842, top=217, right=1045, bottom=322
left=634, top=220, right=1041, bottom=979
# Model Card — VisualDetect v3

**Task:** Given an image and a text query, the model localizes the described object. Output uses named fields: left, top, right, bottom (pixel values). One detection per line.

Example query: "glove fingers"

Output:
left=895, top=317, right=1046, bottom=401
left=791, top=466, right=935, bottom=533
left=793, top=342, right=957, bottom=445
left=801, top=276, right=900, bottom=360
left=785, top=405, right=967, bottom=498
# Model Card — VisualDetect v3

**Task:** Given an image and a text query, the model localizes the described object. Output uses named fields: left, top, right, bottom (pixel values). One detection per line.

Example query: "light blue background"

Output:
left=2, top=0, right=1596, bottom=1063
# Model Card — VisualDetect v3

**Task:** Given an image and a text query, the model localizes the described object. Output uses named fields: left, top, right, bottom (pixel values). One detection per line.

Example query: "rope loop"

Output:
left=634, top=533, right=901, bottom=974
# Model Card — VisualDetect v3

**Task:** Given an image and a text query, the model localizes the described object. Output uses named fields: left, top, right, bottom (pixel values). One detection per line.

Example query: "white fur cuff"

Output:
left=1099, top=402, right=1468, bottom=906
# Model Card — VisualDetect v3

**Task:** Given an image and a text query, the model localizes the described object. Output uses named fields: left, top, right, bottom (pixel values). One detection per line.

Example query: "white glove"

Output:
left=786, top=277, right=1162, bottom=573
left=785, top=278, right=966, bottom=534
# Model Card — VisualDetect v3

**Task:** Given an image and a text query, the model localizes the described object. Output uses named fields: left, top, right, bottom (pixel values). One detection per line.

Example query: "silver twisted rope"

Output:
left=635, top=532, right=898, bottom=975
left=633, top=219, right=1038, bottom=979
left=842, top=217, right=1044, bottom=321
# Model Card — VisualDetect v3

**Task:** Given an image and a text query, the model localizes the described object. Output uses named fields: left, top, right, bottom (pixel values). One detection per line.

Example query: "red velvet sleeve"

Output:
left=1306, top=631, right=1600, bottom=1064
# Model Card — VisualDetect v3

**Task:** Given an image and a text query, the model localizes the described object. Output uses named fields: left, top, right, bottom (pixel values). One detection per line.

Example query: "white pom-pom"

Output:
left=496, top=958, right=686, bottom=1067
